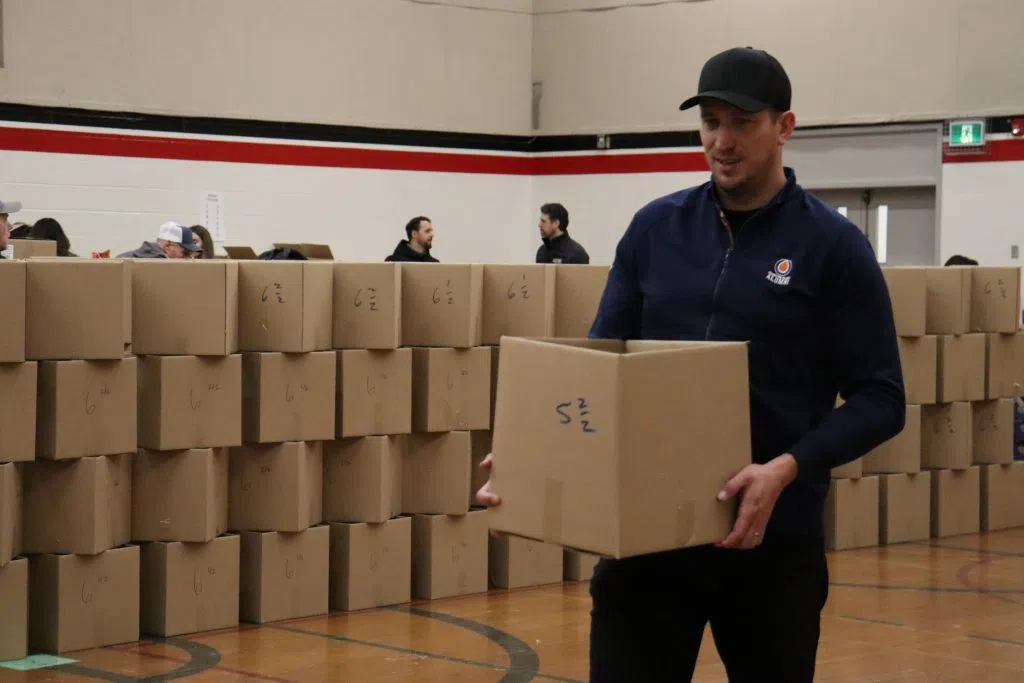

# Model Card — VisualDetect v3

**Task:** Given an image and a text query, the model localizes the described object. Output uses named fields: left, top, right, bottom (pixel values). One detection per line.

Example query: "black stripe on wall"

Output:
left=0, top=102, right=1020, bottom=154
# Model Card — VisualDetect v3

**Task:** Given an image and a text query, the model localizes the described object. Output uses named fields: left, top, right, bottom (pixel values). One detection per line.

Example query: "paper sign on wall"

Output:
left=200, top=191, right=226, bottom=242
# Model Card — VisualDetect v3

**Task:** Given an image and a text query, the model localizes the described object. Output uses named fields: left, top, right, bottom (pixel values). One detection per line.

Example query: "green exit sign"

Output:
left=949, top=120, right=985, bottom=147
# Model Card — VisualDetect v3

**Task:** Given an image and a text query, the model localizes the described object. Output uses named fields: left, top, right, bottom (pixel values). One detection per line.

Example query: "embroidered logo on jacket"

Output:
left=767, top=258, right=792, bottom=286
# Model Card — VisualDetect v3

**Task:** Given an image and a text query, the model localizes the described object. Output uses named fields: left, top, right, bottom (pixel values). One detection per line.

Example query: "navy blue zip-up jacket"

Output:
left=589, top=167, right=906, bottom=539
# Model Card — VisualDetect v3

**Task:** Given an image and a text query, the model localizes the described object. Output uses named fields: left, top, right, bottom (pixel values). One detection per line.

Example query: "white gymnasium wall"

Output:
left=532, top=0, right=1024, bottom=135
left=940, top=161, right=1024, bottom=267
left=0, top=0, right=532, bottom=134
left=0, top=135, right=535, bottom=262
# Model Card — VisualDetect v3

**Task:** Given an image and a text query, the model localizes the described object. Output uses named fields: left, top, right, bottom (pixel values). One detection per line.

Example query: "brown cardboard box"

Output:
left=936, top=334, right=986, bottom=402
left=132, top=448, right=229, bottom=543
left=0, top=261, right=26, bottom=362
left=481, top=265, right=556, bottom=345
left=980, top=462, right=1024, bottom=531
left=29, top=545, right=140, bottom=654
left=239, top=525, right=330, bottom=624
left=332, top=263, right=401, bottom=349
left=879, top=472, right=931, bottom=544
left=37, top=358, right=137, bottom=460
left=329, top=517, right=411, bottom=612
left=139, top=535, right=240, bottom=637
left=925, top=266, right=971, bottom=335
left=131, top=260, right=238, bottom=355
left=9, top=238, right=57, bottom=258
left=337, top=349, right=412, bottom=437
left=0, top=361, right=36, bottom=462
left=411, top=511, right=488, bottom=600
left=488, top=338, right=750, bottom=558
left=323, top=436, right=402, bottom=524
left=898, top=336, right=938, bottom=405
left=564, top=549, right=601, bottom=581
left=26, top=259, right=130, bottom=360
left=985, top=332, right=1024, bottom=399
left=22, top=454, right=131, bottom=556
left=412, top=348, right=491, bottom=433
left=825, top=476, right=880, bottom=550
left=863, top=404, right=922, bottom=474
left=402, top=432, right=472, bottom=516
left=223, top=245, right=258, bottom=259
left=488, top=535, right=564, bottom=589
left=970, top=267, right=1022, bottom=334
left=469, top=431, right=493, bottom=506
left=229, top=442, right=324, bottom=533
left=401, top=263, right=483, bottom=348
left=137, top=355, right=242, bottom=450
left=554, top=264, right=610, bottom=338
left=930, top=466, right=980, bottom=537
left=0, top=558, right=28, bottom=661
left=489, top=346, right=500, bottom=426
left=242, top=352, right=336, bottom=443
left=921, top=403, right=972, bottom=470
left=881, top=267, right=927, bottom=337
left=831, top=460, right=862, bottom=479
left=972, top=399, right=1014, bottom=465
left=238, top=261, right=333, bottom=352
left=0, top=462, right=22, bottom=567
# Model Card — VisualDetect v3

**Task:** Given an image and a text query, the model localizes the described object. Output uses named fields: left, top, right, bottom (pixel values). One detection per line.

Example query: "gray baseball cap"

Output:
left=0, top=201, right=22, bottom=214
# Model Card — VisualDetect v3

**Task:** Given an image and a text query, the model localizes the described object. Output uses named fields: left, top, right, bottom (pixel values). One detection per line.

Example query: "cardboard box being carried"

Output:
left=487, top=338, right=751, bottom=558
left=237, top=261, right=333, bottom=352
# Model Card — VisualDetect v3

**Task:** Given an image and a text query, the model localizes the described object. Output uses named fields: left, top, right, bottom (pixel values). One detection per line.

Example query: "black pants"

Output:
left=589, top=534, right=829, bottom=683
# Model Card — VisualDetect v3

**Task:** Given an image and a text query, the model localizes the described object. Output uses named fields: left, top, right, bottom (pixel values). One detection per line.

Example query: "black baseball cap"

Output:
left=679, top=47, right=791, bottom=113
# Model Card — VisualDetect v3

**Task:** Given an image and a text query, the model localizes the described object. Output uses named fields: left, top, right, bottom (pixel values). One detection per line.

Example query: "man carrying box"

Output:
left=477, top=47, right=905, bottom=682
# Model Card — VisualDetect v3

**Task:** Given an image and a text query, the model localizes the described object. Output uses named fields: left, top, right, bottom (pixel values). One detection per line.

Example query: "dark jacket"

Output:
left=536, top=232, right=589, bottom=264
left=385, top=240, right=438, bottom=263
left=589, top=168, right=905, bottom=539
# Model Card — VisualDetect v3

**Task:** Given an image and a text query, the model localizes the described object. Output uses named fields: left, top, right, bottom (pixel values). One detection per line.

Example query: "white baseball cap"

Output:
left=0, top=200, right=22, bottom=214
left=158, top=221, right=201, bottom=252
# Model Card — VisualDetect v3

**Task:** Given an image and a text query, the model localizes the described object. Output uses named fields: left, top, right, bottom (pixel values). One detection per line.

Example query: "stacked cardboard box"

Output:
left=130, top=259, right=243, bottom=637
left=0, top=260, right=30, bottom=661
left=396, top=263, right=490, bottom=600
left=21, top=259, right=139, bottom=654
left=326, top=262, right=412, bottom=611
left=232, top=261, right=332, bottom=624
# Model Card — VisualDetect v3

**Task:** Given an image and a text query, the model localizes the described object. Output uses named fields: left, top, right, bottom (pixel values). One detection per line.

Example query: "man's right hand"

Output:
left=474, top=453, right=501, bottom=507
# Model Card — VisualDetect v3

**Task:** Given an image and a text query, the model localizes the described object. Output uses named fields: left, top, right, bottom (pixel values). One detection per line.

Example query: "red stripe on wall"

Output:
left=942, top=138, right=1024, bottom=164
left=0, top=124, right=1022, bottom=174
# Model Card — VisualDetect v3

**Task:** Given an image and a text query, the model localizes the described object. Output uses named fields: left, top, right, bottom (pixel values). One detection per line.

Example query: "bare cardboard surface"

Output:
left=921, top=403, right=972, bottom=470
left=863, top=404, right=922, bottom=474
left=553, top=265, right=610, bottom=338
left=898, top=336, right=937, bottom=405
left=0, top=558, right=28, bottom=660
left=242, top=352, right=336, bottom=443
left=481, top=265, right=556, bottom=344
left=985, top=332, right=1024, bottom=399
left=337, top=349, right=412, bottom=437
left=0, top=261, right=26, bottom=362
left=970, top=267, right=1021, bottom=334
left=401, top=263, right=483, bottom=348
left=879, top=472, right=931, bottom=544
left=239, top=526, right=330, bottom=624
left=132, top=448, right=229, bottom=543
left=936, top=334, right=986, bottom=402
left=411, top=511, right=488, bottom=600
left=229, top=442, right=324, bottom=533
left=323, top=436, right=402, bottom=524
left=0, top=361, right=37, bottom=462
left=980, top=462, right=1024, bottom=531
left=411, top=348, right=491, bottom=433
left=0, top=462, right=22, bottom=567
left=332, top=263, right=402, bottom=349
left=238, top=261, right=333, bottom=352
left=402, top=432, right=472, bottom=516
left=930, top=466, right=980, bottom=538
left=925, top=267, right=971, bottom=335
left=329, top=517, right=411, bottom=612
left=881, top=266, right=927, bottom=337
left=972, top=399, right=1014, bottom=465
left=825, top=476, right=880, bottom=550
left=488, top=535, right=564, bottom=590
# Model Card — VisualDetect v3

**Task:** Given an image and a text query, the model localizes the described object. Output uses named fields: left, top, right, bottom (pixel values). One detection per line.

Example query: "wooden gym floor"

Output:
left=9, top=529, right=1024, bottom=682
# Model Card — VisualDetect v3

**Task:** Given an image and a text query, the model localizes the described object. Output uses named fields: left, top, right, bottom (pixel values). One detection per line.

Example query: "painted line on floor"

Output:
left=914, top=542, right=1024, bottom=558
left=830, top=581, right=1024, bottom=595
left=46, top=637, right=221, bottom=682
left=109, top=641, right=296, bottom=683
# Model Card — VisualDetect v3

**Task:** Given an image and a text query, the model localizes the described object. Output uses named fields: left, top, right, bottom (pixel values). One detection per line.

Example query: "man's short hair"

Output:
left=405, top=216, right=431, bottom=240
left=540, top=203, right=569, bottom=232
left=944, top=254, right=978, bottom=266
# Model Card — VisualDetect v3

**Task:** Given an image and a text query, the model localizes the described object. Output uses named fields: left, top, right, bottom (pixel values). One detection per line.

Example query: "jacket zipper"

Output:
left=704, top=211, right=735, bottom=340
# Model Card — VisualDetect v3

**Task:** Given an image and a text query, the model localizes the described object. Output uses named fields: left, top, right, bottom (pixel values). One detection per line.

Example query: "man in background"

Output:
left=385, top=216, right=439, bottom=262
left=0, top=200, right=22, bottom=258
left=535, top=203, right=589, bottom=264
left=118, top=221, right=201, bottom=259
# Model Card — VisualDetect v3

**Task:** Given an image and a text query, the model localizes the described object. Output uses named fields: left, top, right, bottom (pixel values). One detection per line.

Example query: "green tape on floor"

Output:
left=0, top=654, right=78, bottom=671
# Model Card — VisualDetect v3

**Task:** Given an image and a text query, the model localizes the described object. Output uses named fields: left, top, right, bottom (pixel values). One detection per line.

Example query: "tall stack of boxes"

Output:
left=0, top=260, right=29, bottom=661
left=399, top=263, right=490, bottom=600
left=827, top=264, right=1024, bottom=550
left=22, top=259, right=138, bottom=654
left=130, top=260, right=242, bottom=637
left=232, top=260, right=333, bottom=623
left=326, top=262, right=412, bottom=612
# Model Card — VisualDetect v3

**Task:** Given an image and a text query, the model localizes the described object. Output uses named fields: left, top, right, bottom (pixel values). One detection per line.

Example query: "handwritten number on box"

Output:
left=556, top=398, right=598, bottom=433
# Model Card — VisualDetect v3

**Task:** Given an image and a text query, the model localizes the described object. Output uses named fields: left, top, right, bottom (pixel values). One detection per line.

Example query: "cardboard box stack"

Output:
left=130, top=259, right=243, bottom=637
left=0, top=260, right=29, bottom=661
left=232, top=260, right=332, bottom=624
left=326, top=262, right=412, bottom=611
left=22, top=259, right=139, bottom=654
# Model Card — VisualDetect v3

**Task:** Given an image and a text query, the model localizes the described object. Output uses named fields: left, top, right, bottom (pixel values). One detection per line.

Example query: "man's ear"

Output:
left=777, top=110, right=796, bottom=145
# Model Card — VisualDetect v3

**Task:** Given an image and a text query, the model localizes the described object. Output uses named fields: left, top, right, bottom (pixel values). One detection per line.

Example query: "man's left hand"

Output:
left=715, top=454, right=799, bottom=550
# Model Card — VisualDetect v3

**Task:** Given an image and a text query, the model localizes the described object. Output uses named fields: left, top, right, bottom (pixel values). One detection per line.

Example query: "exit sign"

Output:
left=949, top=120, right=985, bottom=147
